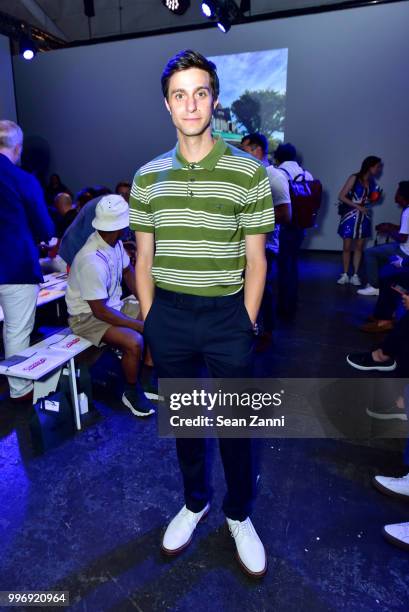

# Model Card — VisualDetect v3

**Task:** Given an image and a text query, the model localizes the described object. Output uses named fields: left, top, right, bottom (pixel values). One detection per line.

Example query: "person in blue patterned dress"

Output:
left=337, top=156, right=383, bottom=285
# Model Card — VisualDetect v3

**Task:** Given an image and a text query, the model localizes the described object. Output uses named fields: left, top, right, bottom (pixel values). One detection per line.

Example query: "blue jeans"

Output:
left=364, top=242, right=404, bottom=288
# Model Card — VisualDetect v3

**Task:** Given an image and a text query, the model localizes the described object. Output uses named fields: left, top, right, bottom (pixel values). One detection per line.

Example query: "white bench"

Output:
left=0, top=296, right=141, bottom=429
left=0, top=328, right=92, bottom=430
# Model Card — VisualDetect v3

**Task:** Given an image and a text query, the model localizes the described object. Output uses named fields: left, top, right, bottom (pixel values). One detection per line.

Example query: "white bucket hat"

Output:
left=92, top=195, right=129, bottom=231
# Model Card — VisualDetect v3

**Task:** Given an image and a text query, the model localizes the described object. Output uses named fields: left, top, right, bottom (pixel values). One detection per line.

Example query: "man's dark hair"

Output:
left=274, top=143, right=297, bottom=164
left=93, top=185, right=112, bottom=197
left=398, top=181, right=409, bottom=202
left=161, top=49, right=219, bottom=100
left=115, top=181, right=131, bottom=193
left=75, top=186, right=95, bottom=207
left=241, top=133, right=268, bottom=155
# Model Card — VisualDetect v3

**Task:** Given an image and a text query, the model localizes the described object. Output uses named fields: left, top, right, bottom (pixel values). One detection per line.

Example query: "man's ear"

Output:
left=213, top=97, right=219, bottom=112
left=14, top=143, right=22, bottom=160
left=164, top=97, right=171, bottom=114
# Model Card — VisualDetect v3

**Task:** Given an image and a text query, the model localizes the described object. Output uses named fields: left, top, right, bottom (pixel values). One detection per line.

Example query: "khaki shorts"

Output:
left=69, top=299, right=141, bottom=347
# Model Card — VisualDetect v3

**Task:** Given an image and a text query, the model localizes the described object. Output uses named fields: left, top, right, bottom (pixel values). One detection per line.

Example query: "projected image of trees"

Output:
left=209, top=49, right=288, bottom=153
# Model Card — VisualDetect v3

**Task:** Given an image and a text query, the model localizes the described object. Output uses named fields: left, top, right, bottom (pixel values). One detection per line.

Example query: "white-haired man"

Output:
left=0, top=120, right=54, bottom=402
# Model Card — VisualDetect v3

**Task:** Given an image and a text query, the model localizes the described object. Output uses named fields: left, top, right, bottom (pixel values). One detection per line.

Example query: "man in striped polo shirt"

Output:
left=131, top=50, right=274, bottom=577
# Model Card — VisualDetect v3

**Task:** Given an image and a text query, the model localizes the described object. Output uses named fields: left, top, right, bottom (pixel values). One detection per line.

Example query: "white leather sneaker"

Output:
left=373, top=473, right=409, bottom=499
left=337, top=273, right=349, bottom=285
left=357, top=284, right=379, bottom=296
left=161, top=504, right=209, bottom=555
left=383, top=522, right=409, bottom=551
left=226, top=517, right=267, bottom=577
left=350, top=273, right=362, bottom=286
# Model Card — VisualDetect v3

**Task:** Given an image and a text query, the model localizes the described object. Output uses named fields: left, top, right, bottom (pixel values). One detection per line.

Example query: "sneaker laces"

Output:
left=229, top=518, right=252, bottom=540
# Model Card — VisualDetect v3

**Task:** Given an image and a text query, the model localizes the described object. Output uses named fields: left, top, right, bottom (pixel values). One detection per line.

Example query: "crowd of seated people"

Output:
left=41, top=182, right=135, bottom=271
left=42, top=182, right=146, bottom=413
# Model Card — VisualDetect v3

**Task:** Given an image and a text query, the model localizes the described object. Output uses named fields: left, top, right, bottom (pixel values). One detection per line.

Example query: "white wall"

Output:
left=13, top=1, right=409, bottom=250
left=0, top=34, right=17, bottom=122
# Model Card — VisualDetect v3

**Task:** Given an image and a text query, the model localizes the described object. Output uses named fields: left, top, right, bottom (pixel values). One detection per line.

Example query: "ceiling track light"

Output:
left=201, top=0, right=244, bottom=33
left=19, top=31, right=37, bottom=60
left=161, top=0, right=191, bottom=15
left=201, top=1, right=217, bottom=18
left=0, top=10, right=65, bottom=55
left=217, top=17, right=231, bottom=33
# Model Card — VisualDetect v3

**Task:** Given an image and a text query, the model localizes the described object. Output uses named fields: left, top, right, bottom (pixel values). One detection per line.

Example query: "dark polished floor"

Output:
left=0, top=252, right=408, bottom=612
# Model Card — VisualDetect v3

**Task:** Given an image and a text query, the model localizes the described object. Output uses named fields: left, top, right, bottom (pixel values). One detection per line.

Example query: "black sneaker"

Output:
left=122, top=386, right=155, bottom=417
left=139, top=365, right=163, bottom=400
left=346, top=352, right=397, bottom=372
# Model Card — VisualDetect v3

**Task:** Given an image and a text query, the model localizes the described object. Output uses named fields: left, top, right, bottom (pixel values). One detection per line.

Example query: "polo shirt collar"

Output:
left=172, top=136, right=228, bottom=171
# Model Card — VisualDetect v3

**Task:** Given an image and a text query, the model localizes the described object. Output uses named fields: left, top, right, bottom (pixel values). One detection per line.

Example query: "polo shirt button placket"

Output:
left=188, top=163, right=195, bottom=198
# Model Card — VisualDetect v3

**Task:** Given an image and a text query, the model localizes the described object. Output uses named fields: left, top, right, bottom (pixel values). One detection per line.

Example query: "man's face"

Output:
left=102, top=229, right=123, bottom=245
left=241, top=139, right=263, bottom=161
left=117, top=186, right=130, bottom=202
left=395, top=189, right=409, bottom=208
left=165, top=68, right=217, bottom=138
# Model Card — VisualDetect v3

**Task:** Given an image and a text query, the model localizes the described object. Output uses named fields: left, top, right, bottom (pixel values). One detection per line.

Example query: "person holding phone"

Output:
left=392, top=284, right=409, bottom=296
left=358, top=180, right=409, bottom=296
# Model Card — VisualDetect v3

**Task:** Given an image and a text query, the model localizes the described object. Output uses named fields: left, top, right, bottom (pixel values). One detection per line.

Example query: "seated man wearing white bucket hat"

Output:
left=66, top=194, right=155, bottom=417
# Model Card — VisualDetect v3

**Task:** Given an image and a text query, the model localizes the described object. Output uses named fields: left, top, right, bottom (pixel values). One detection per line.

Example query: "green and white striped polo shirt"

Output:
left=129, top=137, right=274, bottom=297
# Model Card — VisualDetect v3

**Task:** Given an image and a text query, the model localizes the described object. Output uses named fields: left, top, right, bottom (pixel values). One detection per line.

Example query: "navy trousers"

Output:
left=277, top=225, right=305, bottom=317
left=144, top=287, right=257, bottom=521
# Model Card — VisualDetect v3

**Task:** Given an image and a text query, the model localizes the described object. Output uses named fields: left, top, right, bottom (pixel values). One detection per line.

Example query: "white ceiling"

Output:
left=0, top=0, right=398, bottom=43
